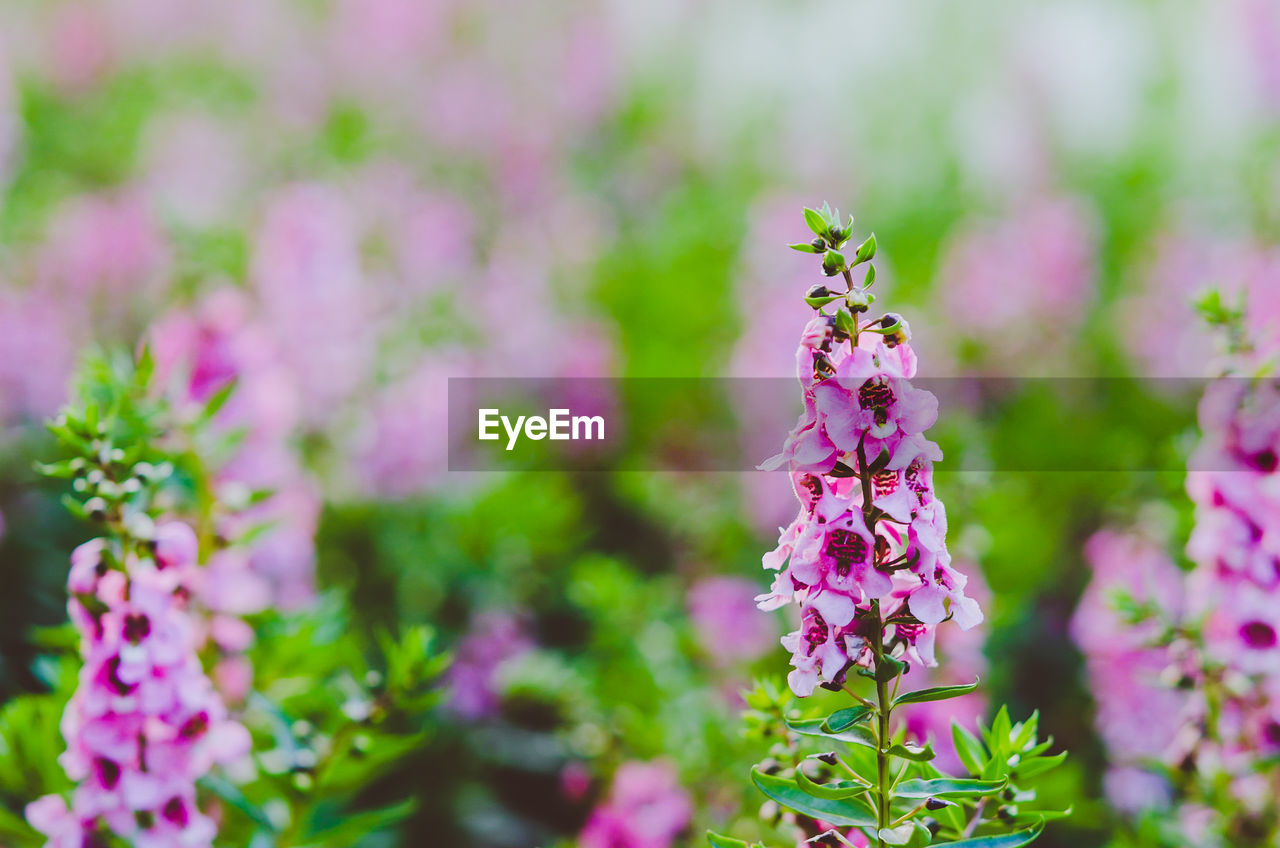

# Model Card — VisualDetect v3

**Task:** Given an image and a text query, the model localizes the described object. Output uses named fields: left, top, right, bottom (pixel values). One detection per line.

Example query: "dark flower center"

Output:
left=162, top=797, right=189, bottom=827
left=94, top=757, right=121, bottom=790
left=179, top=711, right=210, bottom=740
left=804, top=612, right=829, bottom=650
left=905, top=460, right=929, bottom=498
left=1249, top=449, right=1278, bottom=473
left=105, top=657, right=134, bottom=696
left=826, top=529, right=868, bottom=577
left=798, top=474, right=823, bottom=509
left=123, top=614, right=151, bottom=645
left=1240, top=620, right=1278, bottom=650
left=858, top=377, right=895, bottom=410
left=872, top=469, right=899, bottom=498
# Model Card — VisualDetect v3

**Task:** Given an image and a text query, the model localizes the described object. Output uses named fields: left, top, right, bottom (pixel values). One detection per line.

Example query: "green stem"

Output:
left=873, top=607, right=892, bottom=847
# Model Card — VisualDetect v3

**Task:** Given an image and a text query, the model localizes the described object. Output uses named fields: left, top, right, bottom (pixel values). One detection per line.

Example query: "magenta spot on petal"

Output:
left=1240, top=620, right=1278, bottom=649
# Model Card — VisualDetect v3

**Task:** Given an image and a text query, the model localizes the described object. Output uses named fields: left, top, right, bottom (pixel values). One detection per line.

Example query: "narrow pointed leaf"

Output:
left=707, top=832, right=753, bottom=848
left=1013, top=750, right=1067, bottom=778
left=795, top=766, right=869, bottom=800
left=894, top=777, right=1006, bottom=799
left=823, top=706, right=872, bottom=733
left=789, top=242, right=822, bottom=253
left=751, top=768, right=876, bottom=827
left=893, top=680, right=978, bottom=707
left=786, top=717, right=876, bottom=749
left=886, top=742, right=935, bottom=762
left=931, top=821, right=1044, bottom=847
left=804, top=207, right=828, bottom=236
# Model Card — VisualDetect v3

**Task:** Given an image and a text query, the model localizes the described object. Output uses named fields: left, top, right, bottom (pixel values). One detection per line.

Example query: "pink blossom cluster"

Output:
left=927, top=195, right=1098, bottom=375
left=1121, top=233, right=1280, bottom=378
left=1070, top=528, right=1191, bottom=812
left=578, top=760, right=692, bottom=848
left=443, top=611, right=533, bottom=721
left=758, top=317, right=983, bottom=697
left=1074, top=373, right=1280, bottom=823
left=0, top=0, right=622, bottom=500
left=1183, top=376, right=1280, bottom=770
left=0, top=191, right=170, bottom=427
left=150, top=287, right=320, bottom=612
left=27, top=524, right=249, bottom=847
left=901, top=560, right=991, bottom=774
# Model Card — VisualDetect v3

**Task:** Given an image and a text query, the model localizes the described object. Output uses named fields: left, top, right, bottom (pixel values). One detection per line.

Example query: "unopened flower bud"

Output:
left=877, top=313, right=911, bottom=347
left=85, top=497, right=108, bottom=521
left=926, top=797, right=952, bottom=811
left=804, top=285, right=842, bottom=309
left=847, top=288, right=875, bottom=313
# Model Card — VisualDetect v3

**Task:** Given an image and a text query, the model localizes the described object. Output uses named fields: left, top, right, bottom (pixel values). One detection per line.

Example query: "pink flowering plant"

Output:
left=1074, top=292, right=1280, bottom=847
left=711, top=207, right=1070, bottom=848
left=7, top=349, right=445, bottom=848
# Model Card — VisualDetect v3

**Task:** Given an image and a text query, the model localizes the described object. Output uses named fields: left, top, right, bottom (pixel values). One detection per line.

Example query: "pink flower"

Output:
left=759, top=303, right=981, bottom=697
left=688, top=577, right=777, bottom=666
left=38, top=523, right=247, bottom=847
left=579, top=761, right=692, bottom=848
left=444, top=612, right=532, bottom=721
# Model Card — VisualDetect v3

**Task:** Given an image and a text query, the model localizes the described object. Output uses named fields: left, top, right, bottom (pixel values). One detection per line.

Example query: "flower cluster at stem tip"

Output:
left=759, top=204, right=983, bottom=698
left=25, top=362, right=251, bottom=848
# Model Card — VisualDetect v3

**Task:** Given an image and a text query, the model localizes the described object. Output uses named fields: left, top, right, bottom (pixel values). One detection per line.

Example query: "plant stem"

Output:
left=872, top=607, right=892, bottom=847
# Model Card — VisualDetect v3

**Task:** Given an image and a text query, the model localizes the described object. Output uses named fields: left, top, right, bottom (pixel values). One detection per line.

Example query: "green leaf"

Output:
left=895, top=777, right=1007, bottom=799
left=789, top=242, right=822, bottom=253
left=34, top=459, right=82, bottom=479
left=795, top=766, right=869, bottom=800
left=786, top=717, right=876, bottom=749
left=804, top=207, right=828, bottom=237
left=863, top=264, right=876, bottom=288
left=879, top=824, right=917, bottom=845
left=833, top=307, right=856, bottom=336
left=886, top=742, right=935, bottom=762
left=823, top=706, right=872, bottom=733
left=822, top=249, right=846, bottom=276
left=875, top=655, right=907, bottom=683
left=894, top=680, right=979, bottom=707
left=1013, top=751, right=1067, bottom=778
left=957, top=722, right=983, bottom=778
left=931, top=821, right=1045, bottom=847
left=751, top=767, right=877, bottom=828
left=853, top=233, right=877, bottom=264
left=707, top=832, right=754, bottom=848
left=199, top=378, right=238, bottom=422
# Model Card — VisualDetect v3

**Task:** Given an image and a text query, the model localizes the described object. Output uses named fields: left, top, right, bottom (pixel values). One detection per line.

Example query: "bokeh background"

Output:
left=1, top=0, right=1278, bottom=846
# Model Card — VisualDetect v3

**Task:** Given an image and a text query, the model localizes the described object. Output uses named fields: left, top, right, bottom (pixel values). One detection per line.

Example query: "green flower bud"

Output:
left=821, top=249, right=846, bottom=277
left=804, top=285, right=843, bottom=308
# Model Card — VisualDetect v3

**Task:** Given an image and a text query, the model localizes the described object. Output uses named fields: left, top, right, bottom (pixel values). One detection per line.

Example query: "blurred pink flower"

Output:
left=32, top=528, right=245, bottom=847
left=932, top=195, right=1097, bottom=373
left=250, top=183, right=376, bottom=423
left=1071, top=528, right=1189, bottom=811
left=44, top=2, right=114, bottom=92
left=349, top=355, right=457, bottom=499
left=149, top=287, right=319, bottom=608
left=38, top=192, right=170, bottom=307
left=1123, top=233, right=1280, bottom=377
left=1238, top=0, right=1280, bottom=109
left=444, top=611, right=532, bottom=721
left=579, top=761, right=692, bottom=848
left=0, top=287, right=77, bottom=421
left=688, top=576, right=777, bottom=666
left=140, top=112, right=248, bottom=228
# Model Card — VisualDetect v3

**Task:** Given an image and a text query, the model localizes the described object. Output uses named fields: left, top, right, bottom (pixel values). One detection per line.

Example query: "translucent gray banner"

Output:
left=445, top=378, right=1265, bottom=472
